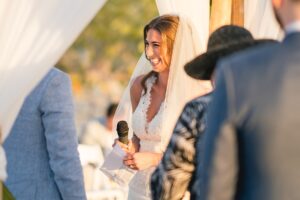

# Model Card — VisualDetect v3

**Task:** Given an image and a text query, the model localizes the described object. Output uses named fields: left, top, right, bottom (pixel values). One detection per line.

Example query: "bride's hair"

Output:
left=141, top=15, right=179, bottom=94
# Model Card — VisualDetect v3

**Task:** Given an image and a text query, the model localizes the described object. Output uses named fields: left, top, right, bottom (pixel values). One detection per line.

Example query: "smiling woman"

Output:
left=145, top=29, right=170, bottom=73
left=141, top=15, right=179, bottom=96
left=110, top=14, right=210, bottom=200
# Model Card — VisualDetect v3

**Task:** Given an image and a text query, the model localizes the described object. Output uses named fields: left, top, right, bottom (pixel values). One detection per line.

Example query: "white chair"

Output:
left=78, top=144, right=126, bottom=200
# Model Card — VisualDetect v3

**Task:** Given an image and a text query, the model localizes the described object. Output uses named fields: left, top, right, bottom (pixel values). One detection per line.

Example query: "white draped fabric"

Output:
left=155, top=0, right=210, bottom=52
left=245, top=0, right=283, bottom=39
left=0, top=0, right=106, bottom=181
left=156, top=0, right=282, bottom=43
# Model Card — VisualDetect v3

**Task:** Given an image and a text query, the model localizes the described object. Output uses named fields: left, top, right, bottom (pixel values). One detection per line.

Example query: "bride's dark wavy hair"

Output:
left=141, top=15, right=179, bottom=94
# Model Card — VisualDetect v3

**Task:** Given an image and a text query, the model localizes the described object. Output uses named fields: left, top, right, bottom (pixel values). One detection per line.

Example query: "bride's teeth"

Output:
left=151, top=59, right=159, bottom=65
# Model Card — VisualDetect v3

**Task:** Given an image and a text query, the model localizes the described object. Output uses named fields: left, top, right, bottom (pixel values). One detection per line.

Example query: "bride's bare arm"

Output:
left=112, top=76, right=144, bottom=154
left=130, top=75, right=144, bottom=112
left=129, top=76, right=144, bottom=154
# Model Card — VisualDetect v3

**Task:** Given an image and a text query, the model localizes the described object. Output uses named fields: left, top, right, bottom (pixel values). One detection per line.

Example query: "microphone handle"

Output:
left=119, top=136, right=129, bottom=145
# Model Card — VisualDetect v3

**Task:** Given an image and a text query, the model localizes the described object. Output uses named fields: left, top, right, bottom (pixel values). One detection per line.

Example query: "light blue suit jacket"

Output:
left=4, top=68, right=86, bottom=200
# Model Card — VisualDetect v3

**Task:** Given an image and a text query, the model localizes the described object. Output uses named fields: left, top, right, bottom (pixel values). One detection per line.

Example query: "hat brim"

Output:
left=185, top=39, right=277, bottom=80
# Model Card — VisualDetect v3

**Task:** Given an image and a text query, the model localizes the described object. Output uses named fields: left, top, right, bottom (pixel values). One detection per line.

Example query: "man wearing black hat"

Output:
left=150, top=25, right=274, bottom=200
left=201, top=0, right=300, bottom=200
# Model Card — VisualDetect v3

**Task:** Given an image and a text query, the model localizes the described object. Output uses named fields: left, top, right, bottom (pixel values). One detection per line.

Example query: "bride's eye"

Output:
left=153, top=43, right=160, bottom=48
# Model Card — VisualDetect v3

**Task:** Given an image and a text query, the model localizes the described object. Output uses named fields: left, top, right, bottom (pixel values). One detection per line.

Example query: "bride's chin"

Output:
left=152, top=66, right=160, bottom=72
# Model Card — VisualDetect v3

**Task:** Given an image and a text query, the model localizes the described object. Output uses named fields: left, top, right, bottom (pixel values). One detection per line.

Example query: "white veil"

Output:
left=113, top=15, right=208, bottom=150
left=245, top=0, right=283, bottom=39
left=155, top=0, right=282, bottom=40
left=155, top=0, right=210, bottom=51
left=0, top=0, right=105, bottom=181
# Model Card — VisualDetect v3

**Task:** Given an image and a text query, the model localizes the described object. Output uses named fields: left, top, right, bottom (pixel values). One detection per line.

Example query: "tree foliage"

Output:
left=58, top=0, right=158, bottom=89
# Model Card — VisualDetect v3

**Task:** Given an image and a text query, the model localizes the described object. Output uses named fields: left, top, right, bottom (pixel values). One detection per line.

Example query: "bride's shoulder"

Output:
left=130, top=75, right=145, bottom=109
left=130, top=75, right=145, bottom=91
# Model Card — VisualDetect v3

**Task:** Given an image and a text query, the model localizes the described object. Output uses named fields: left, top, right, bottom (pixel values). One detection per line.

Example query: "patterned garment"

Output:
left=151, top=93, right=212, bottom=200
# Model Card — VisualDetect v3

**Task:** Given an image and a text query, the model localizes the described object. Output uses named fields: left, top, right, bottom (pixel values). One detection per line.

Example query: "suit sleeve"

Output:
left=201, top=64, right=238, bottom=200
left=40, top=72, right=86, bottom=200
left=151, top=102, right=204, bottom=200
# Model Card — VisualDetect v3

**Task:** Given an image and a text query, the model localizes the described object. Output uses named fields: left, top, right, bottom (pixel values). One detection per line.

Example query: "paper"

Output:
left=100, top=144, right=136, bottom=186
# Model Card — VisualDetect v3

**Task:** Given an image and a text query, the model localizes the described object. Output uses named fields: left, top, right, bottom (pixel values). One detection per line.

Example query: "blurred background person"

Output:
left=80, top=103, right=118, bottom=156
left=78, top=102, right=127, bottom=199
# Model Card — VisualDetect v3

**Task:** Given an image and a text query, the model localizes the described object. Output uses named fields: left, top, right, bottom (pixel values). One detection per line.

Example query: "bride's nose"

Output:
left=146, top=45, right=154, bottom=59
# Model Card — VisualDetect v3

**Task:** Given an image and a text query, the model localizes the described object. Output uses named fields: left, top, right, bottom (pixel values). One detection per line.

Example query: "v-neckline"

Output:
left=143, top=76, right=165, bottom=128
left=146, top=101, right=164, bottom=125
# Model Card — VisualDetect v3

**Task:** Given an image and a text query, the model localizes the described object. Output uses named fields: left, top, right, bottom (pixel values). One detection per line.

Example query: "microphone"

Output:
left=116, top=121, right=129, bottom=145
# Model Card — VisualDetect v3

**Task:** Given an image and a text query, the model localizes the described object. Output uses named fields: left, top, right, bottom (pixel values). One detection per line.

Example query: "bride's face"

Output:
left=145, top=29, right=171, bottom=73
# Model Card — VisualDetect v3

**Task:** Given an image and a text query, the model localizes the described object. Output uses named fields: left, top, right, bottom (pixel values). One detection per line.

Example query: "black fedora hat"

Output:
left=184, top=25, right=277, bottom=80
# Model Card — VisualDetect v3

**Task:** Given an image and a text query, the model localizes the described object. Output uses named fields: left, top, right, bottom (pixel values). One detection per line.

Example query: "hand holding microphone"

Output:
left=114, top=121, right=139, bottom=154
left=100, top=120, right=137, bottom=183
left=116, top=121, right=136, bottom=169
left=113, top=120, right=132, bottom=154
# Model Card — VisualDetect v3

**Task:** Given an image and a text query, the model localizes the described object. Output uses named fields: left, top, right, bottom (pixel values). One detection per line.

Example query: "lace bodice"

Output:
left=132, top=76, right=165, bottom=153
left=129, top=76, right=166, bottom=199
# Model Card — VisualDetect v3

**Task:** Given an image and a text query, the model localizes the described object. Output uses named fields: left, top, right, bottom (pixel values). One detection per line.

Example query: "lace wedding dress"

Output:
left=128, top=76, right=167, bottom=200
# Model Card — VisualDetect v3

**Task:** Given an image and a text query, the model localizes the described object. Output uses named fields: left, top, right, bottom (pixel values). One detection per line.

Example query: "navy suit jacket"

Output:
left=201, top=32, right=300, bottom=200
left=4, top=68, right=86, bottom=200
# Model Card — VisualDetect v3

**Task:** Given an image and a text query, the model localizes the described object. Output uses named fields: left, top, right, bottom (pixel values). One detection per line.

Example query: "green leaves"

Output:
left=2, top=183, right=15, bottom=200
left=58, top=0, right=158, bottom=88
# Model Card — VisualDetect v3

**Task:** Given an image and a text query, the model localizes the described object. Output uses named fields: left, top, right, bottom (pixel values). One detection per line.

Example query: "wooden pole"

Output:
left=231, top=0, right=244, bottom=26
left=210, top=0, right=232, bottom=33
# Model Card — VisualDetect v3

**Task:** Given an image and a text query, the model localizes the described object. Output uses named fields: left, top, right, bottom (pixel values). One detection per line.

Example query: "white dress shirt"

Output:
left=285, top=20, right=300, bottom=35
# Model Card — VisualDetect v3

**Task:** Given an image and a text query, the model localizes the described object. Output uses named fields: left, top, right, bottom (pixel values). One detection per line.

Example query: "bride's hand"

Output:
left=112, top=134, right=140, bottom=154
left=123, top=152, right=162, bottom=170
left=112, top=139, right=136, bottom=154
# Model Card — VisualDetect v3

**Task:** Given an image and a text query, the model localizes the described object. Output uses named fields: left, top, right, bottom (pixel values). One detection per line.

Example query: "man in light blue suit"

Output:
left=3, top=68, right=86, bottom=200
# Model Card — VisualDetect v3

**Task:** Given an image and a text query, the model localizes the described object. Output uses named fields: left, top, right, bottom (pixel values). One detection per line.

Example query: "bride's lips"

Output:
left=150, top=58, right=160, bottom=66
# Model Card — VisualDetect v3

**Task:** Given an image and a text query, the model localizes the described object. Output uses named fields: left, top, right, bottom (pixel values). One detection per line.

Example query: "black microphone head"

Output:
left=116, top=121, right=129, bottom=137
left=116, top=121, right=129, bottom=145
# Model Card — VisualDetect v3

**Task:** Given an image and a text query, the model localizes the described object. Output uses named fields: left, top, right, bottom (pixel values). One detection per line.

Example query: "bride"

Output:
left=114, top=14, right=212, bottom=199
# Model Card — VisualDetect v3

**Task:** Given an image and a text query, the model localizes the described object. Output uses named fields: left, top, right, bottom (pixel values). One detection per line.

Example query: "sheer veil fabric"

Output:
left=155, top=0, right=282, bottom=40
left=155, top=0, right=210, bottom=52
left=0, top=0, right=106, bottom=180
left=113, top=15, right=208, bottom=151
left=245, top=0, right=283, bottom=39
